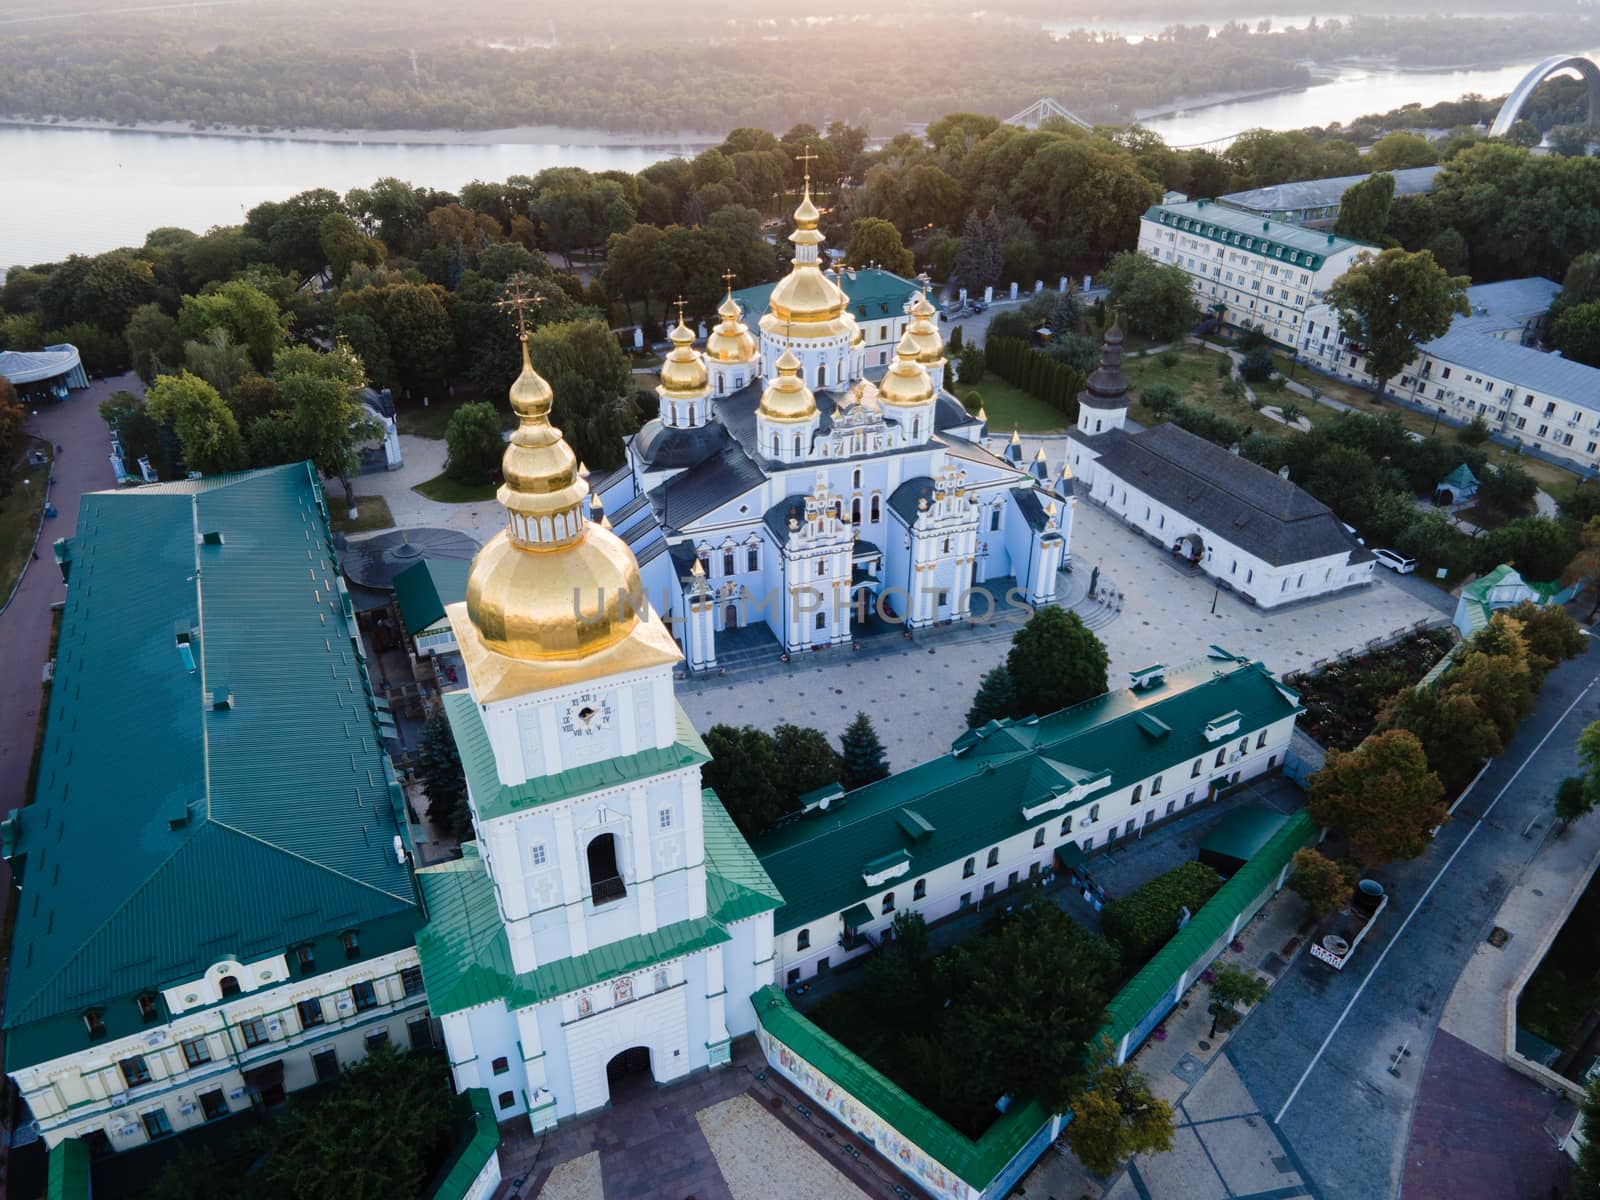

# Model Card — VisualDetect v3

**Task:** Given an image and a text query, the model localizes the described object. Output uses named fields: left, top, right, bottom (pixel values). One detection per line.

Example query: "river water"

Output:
left=1, top=47, right=1590, bottom=267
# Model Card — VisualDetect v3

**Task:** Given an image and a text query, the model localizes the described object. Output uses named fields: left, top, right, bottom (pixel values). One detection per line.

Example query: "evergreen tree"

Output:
left=840, top=711, right=890, bottom=789
left=966, top=665, right=1018, bottom=728
left=417, top=710, right=471, bottom=841
left=1575, top=1077, right=1600, bottom=1200
left=1006, top=608, right=1109, bottom=718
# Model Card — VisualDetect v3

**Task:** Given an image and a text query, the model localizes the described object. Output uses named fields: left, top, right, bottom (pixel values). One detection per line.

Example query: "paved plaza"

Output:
left=677, top=500, right=1446, bottom=770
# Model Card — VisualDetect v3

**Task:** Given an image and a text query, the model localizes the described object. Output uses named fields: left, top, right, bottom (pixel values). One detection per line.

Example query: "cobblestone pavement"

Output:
left=678, top=501, right=1443, bottom=770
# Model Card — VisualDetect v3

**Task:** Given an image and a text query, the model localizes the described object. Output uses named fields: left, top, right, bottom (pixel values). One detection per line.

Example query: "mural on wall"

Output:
left=758, top=1029, right=969, bottom=1200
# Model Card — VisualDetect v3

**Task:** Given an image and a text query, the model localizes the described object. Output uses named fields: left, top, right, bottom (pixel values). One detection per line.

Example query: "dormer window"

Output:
left=218, top=975, right=241, bottom=998
left=295, top=944, right=316, bottom=975
left=342, top=930, right=361, bottom=960
left=84, top=1009, right=106, bottom=1040
left=137, top=994, right=159, bottom=1024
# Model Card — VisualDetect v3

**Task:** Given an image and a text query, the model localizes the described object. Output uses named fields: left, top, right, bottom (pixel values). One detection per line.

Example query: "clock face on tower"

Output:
left=560, top=691, right=614, bottom=738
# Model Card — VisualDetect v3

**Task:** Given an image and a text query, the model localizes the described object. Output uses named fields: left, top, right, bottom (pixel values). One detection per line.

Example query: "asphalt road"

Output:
left=1225, top=635, right=1600, bottom=1200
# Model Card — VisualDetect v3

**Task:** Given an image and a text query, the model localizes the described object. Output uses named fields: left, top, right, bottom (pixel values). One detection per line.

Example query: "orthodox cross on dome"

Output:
left=795, top=143, right=819, bottom=186
left=674, top=296, right=688, bottom=327
left=494, top=274, right=544, bottom=340
left=916, top=271, right=932, bottom=292
left=720, top=269, right=737, bottom=291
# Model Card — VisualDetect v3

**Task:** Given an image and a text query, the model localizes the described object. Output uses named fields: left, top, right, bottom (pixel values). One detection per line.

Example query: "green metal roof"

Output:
left=752, top=985, right=1049, bottom=1189
left=430, top=1089, right=501, bottom=1200
left=1102, top=811, right=1315, bottom=1044
left=393, top=558, right=470, bottom=637
left=444, top=689, right=711, bottom=822
left=841, top=903, right=873, bottom=931
left=1144, top=200, right=1369, bottom=268
left=416, top=793, right=772, bottom=1017
left=3, top=463, right=419, bottom=1071
left=731, top=266, right=933, bottom=327
left=754, top=655, right=1303, bottom=934
left=1199, top=806, right=1289, bottom=870
left=47, top=1137, right=89, bottom=1200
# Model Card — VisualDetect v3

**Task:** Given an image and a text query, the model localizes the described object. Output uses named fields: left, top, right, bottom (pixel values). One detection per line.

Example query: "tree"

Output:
left=1572, top=1076, right=1600, bottom=1200
left=527, top=318, right=639, bottom=471
left=1101, top=251, right=1196, bottom=341
left=183, top=327, right=252, bottom=400
left=839, top=711, right=890, bottom=789
left=1307, top=729, right=1446, bottom=867
left=418, top=710, right=471, bottom=841
left=1207, top=963, right=1270, bottom=1037
left=37, top=250, right=158, bottom=334
left=956, top=343, right=986, bottom=385
left=1564, top=516, right=1600, bottom=619
left=1556, top=775, right=1596, bottom=824
left=123, top=303, right=182, bottom=384
left=952, top=209, right=1003, bottom=291
left=1101, top=861, right=1223, bottom=967
left=1475, top=461, right=1536, bottom=518
left=178, top=280, right=289, bottom=372
left=0, top=376, right=24, bottom=480
left=1475, top=516, right=1577, bottom=582
left=1551, top=300, right=1600, bottom=369
left=1239, top=345, right=1275, bottom=382
left=339, top=281, right=455, bottom=398
left=445, top=401, right=503, bottom=485
left=99, top=389, right=173, bottom=480
left=846, top=218, right=915, bottom=275
left=1334, top=172, right=1396, bottom=243
left=966, top=665, right=1016, bottom=727
left=1577, top=721, right=1600, bottom=814
left=702, top=724, right=783, bottom=839
left=1287, top=848, right=1355, bottom=918
left=1379, top=683, right=1501, bottom=793
left=1366, top=132, right=1438, bottom=172
left=319, top=211, right=382, bottom=285
left=863, top=911, right=930, bottom=1011
left=271, top=344, right=375, bottom=515
left=1065, top=1037, right=1176, bottom=1177
left=145, top=372, right=248, bottom=476
left=774, top=723, right=842, bottom=804
left=1006, top=607, right=1109, bottom=718
left=1506, top=600, right=1586, bottom=667
left=1325, top=249, right=1469, bottom=400
left=248, top=1046, right=458, bottom=1200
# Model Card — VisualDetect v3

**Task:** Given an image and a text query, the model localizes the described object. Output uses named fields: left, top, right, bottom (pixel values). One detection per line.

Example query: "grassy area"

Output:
left=413, top=472, right=498, bottom=504
left=395, top=390, right=514, bottom=440
left=951, top=377, right=1068, bottom=434
left=0, top=440, right=53, bottom=609
left=1520, top=865, right=1600, bottom=1054
left=1120, top=344, right=1335, bottom=435
left=329, top=495, right=396, bottom=534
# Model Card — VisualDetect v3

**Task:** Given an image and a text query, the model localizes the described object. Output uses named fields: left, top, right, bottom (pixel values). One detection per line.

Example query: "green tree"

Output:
left=445, top=401, right=504, bottom=485
left=845, top=217, right=915, bottom=275
left=37, top=249, right=159, bottom=334
left=1287, top=847, right=1355, bottom=918
left=1475, top=516, right=1578, bottom=581
left=703, top=724, right=785, bottom=839
left=145, top=371, right=248, bottom=476
left=418, top=709, right=471, bottom=840
left=966, top=665, right=1016, bottom=727
left=1207, top=963, right=1270, bottom=1037
left=1239, top=345, right=1275, bottom=382
left=956, top=342, right=986, bottom=384
left=270, top=343, right=375, bottom=514
left=1006, top=607, right=1109, bottom=718
left=1577, top=721, right=1600, bottom=814
left=1307, top=729, right=1446, bottom=867
left=1366, top=132, right=1438, bottom=172
left=248, top=1046, right=458, bottom=1199
left=1065, top=1036, right=1176, bottom=1177
left=1475, top=461, right=1536, bottom=518
left=527, top=318, right=638, bottom=471
left=1101, top=861, right=1223, bottom=967
left=1335, top=171, right=1396, bottom=243
left=952, top=209, right=1003, bottom=291
left=0, top=377, right=23, bottom=492
left=1506, top=600, right=1586, bottom=667
left=1101, top=251, right=1196, bottom=341
left=99, top=389, right=172, bottom=480
left=319, top=210, right=382, bottom=285
left=839, top=711, right=890, bottom=789
left=1557, top=775, right=1596, bottom=824
left=178, top=280, right=289, bottom=372
left=1325, top=248, right=1469, bottom=400
left=183, top=327, right=252, bottom=400
left=339, top=281, right=455, bottom=399
left=863, top=911, right=930, bottom=1011
left=123, top=303, right=182, bottom=384
left=775, top=723, right=843, bottom=804
left=1571, top=1076, right=1600, bottom=1199
left=1379, top=683, right=1501, bottom=793
left=1551, top=300, right=1600, bottom=369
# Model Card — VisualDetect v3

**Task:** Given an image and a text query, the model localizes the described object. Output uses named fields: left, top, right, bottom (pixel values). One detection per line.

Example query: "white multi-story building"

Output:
left=1137, top=199, right=1370, bottom=347
left=756, top=653, right=1304, bottom=984
left=1215, top=165, right=1442, bottom=231
left=1066, top=323, right=1374, bottom=608
left=1, top=464, right=429, bottom=1156
left=1301, top=277, right=1600, bottom=473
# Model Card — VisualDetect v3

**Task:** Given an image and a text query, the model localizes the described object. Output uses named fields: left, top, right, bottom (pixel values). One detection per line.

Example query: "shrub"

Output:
left=444, top=401, right=503, bottom=484
left=1240, top=346, right=1275, bottom=382
left=1101, top=861, right=1223, bottom=968
left=1158, top=348, right=1180, bottom=369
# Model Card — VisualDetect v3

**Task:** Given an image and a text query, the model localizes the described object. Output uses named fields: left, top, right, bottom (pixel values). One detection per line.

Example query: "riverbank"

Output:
left=0, top=115, right=725, bottom=150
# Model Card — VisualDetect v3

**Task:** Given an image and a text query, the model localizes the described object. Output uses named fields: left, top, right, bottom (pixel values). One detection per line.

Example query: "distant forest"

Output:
left=0, top=9, right=1588, bottom=135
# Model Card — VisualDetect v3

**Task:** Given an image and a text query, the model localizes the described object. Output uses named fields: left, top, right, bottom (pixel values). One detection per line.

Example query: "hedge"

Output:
left=1100, top=861, right=1225, bottom=970
left=983, top=336, right=1083, bottom=421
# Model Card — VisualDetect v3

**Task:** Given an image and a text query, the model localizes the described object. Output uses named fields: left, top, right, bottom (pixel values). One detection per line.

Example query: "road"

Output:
left=1225, top=636, right=1600, bottom=1200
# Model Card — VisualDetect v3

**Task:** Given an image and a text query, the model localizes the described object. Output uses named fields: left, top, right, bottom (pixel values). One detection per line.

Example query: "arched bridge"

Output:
left=1489, top=54, right=1600, bottom=137
left=1007, top=98, right=1092, bottom=131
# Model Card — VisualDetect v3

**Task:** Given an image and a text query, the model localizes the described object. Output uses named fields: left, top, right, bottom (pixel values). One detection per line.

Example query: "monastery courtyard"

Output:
left=677, top=499, right=1447, bottom=769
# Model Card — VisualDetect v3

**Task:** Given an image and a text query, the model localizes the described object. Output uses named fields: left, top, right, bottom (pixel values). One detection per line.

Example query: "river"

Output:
left=1, top=46, right=1590, bottom=267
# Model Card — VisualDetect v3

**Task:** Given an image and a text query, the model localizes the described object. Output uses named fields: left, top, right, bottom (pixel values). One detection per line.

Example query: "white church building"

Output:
left=591, top=176, right=1072, bottom=667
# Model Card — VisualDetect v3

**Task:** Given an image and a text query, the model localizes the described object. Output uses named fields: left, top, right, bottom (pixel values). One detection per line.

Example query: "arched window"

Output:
left=722, top=550, right=735, bottom=576
left=963, top=857, right=975, bottom=878
left=717, top=375, right=726, bottom=395
left=772, top=435, right=780, bottom=457
left=913, top=879, right=926, bottom=900
left=793, top=435, right=802, bottom=457
left=881, top=892, right=895, bottom=914
left=816, top=364, right=825, bottom=388
left=853, top=467, right=862, bottom=489
left=219, top=976, right=241, bottom=998
left=941, top=537, right=951, bottom=554
left=1133, top=784, right=1142, bottom=803
left=667, top=406, right=677, bottom=428
left=851, top=498, right=861, bottom=524
left=870, top=495, right=881, bottom=522
left=688, top=404, right=696, bottom=423
left=912, top=416, right=921, bottom=439
left=587, top=834, right=625, bottom=905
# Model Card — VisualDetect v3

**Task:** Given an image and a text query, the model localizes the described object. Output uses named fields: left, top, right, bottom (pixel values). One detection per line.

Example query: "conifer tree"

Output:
left=417, top=709, right=472, bottom=841
left=840, top=711, right=890, bottom=789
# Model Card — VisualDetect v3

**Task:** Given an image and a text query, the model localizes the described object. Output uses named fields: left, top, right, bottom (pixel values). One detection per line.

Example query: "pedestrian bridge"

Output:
left=1488, top=54, right=1600, bottom=137
left=1006, top=97, right=1092, bottom=130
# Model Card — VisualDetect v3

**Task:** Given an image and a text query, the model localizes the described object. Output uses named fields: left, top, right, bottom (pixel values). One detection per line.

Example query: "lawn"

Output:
left=951, top=377, right=1067, bottom=434
left=413, top=472, right=499, bottom=504
left=1519, top=866, right=1600, bottom=1057
left=395, top=390, right=514, bottom=441
left=0, top=440, right=53, bottom=608
left=1120, top=344, right=1332, bottom=435
left=329, top=495, right=395, bottom=534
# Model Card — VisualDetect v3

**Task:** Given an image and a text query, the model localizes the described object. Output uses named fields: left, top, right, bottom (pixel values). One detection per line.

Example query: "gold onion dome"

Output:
left=879, top=330, right=935, bottom=408
left=706, top=288, right=757, bottom=364
left=763, top=182, right=850, bottom=332
left=659, top=317, right=709, bottom=394
left=907, top=291, right=944, bottom=365
left=464, top=340, right=653, bottom=664
left=758, top=347, right=819, bottom=422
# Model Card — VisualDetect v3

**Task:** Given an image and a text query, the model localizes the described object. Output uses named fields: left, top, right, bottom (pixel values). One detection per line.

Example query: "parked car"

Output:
left=969, top=300, right=989, bottom=313
left=1372, top=549, right=1416, bottom=574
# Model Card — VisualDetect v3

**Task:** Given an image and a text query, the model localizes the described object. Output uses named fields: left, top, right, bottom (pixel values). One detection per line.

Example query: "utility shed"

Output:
left=1198, top=806, right=1290, bottom=879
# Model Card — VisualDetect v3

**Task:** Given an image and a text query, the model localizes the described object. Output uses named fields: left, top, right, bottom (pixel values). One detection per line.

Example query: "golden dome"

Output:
left=766, top=180, right=849, bottom=330
left=879, top=331, right=935, bottom=408
left=907, top=288, right=944, bottom=365
left=462, top=340, right=678, bottom=680
left=706, top=288, right=758, bottom=364
left=659, top=317, right=709, bottom=395
left=758, top=347, right=819, bottom=423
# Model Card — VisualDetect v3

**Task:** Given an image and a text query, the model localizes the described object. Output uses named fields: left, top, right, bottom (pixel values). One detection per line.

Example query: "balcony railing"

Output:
left=591, top=876, right=626, bottom=906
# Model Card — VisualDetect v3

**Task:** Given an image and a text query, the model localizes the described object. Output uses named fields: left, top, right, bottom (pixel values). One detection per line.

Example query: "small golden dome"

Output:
left=706, top=288, right=758, bottom=364
left=910, top=289, right=937, bottom=321
left=907, top=287, right=944, bottom=364
left=659, top=318, right=709, bottom=395
left=767, top=179, right=848, bottom=328
left=879, top=331, right=935, bottom=408
left=758, top=347, right=818, bottom=423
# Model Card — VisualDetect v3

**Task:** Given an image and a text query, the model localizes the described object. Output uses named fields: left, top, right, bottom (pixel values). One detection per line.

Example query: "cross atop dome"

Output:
left=494, top=274, right=544, bottom=340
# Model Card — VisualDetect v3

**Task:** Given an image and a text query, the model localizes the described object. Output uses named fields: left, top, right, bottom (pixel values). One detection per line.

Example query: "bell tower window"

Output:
left=587, top=834, right=625, bottom=905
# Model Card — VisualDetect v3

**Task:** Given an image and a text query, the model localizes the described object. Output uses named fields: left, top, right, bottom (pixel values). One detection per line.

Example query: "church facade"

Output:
left=592, top=177, right=1072, bottom=666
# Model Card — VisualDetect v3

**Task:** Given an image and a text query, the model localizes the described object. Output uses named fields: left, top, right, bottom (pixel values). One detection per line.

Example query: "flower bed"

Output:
left=1287, top=628, right=1454, bottom=751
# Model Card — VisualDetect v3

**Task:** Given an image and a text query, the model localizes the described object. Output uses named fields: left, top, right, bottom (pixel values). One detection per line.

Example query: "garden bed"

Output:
left=1286, top=628, right=1456, bottom=751
left=1519, top=866, right=1600, bottom=1067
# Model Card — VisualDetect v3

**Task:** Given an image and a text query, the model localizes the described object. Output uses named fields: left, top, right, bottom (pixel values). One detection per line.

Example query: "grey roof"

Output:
left=587, top=460, right=632, bottom=496
left=1091, top=423, right=1364, bottom=566
left=631, top=419, right=730, bottom=472
left=0, top=345, right=81, bottom=385
left=1079, top=327, right=1132, bottom=411
left=649, top=443, right=767, bottom=530
left=1421, top=329, right=1600, bottom=410
left=1451, top=277, right=1561, bottom=336
left=1218, top=165, right=1441, bottom=215
left=763, top=495, right=812, bottom=546
left=1011, top=486, right=1051, bottom=532
left=888, top=477, right=936, bottom=525
left=1144, top=201, right=1367, bottom=263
